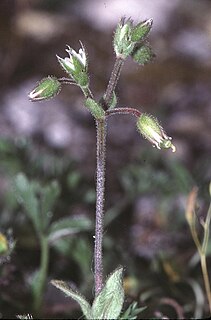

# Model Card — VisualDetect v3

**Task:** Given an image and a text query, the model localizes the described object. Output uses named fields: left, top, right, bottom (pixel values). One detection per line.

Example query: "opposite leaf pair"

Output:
left=52, top=266, right=124, bottom=320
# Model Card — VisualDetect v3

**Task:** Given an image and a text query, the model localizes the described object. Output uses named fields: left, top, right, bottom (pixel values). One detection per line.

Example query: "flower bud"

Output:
left=113, top=18, right=153, bottom=59
left=28, top=76, right=61, bottom=101
left=57, top=42, right=89, bottom=88
left=131, top=18, right=153, bottom=42
left=85, top=98, right=105, bottom=119
left=113, top=18, right=135, bottom=58
left=132, top=44, right=155, bottom=66
left=137, top=113, right=176, bottom=152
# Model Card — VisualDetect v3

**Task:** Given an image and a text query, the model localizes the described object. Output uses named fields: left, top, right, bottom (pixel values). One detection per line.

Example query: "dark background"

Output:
left=0, top=0, right=211, bottom=318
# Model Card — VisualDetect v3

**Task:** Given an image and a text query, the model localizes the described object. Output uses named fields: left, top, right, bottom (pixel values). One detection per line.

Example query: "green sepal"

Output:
left=113, top=18, right=135, bottom=58
left=131, top=18, right=153, bottom=42
left=85, top=98, right=105, bottom=119
left=132, top=44, right=155, bottom=66
left=51, top=280, right=93, bottom=319
left=92, top=266, right=124, bottom=320
left=28, top=76, right=61, bottom=102
left=77, top=71, right=89, bottom=88
left=71, top=56, right=89, bottom=88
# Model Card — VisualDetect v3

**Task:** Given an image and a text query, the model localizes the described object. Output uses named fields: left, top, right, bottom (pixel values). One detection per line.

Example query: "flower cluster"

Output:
left=28, top=17, right=176, bottom=152
left=113, top=17, right=153, bottom=60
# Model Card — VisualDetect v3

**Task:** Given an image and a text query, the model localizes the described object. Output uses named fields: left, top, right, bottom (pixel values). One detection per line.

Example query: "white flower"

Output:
left=56, top=42, right=87, bottom=74
left=66, top=45, right=86, bottom=67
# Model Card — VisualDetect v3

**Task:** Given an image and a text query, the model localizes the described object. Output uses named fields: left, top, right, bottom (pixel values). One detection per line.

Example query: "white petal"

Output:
left=64, top=57, right=75, bottom=70
left=147, top=127, right=163, bottom=144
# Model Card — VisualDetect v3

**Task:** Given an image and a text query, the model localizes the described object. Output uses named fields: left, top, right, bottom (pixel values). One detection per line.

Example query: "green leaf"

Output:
left=120, top=302, right=147, bottom=319
left=14, top=173, right=41, bottom=233
left=14, top=174, right=60, bottom=235
left=92, top=266, right=124, bottom=319
left=40, top=181, right=60, bottom=230
left=71, top=238, right=92, bottom=277
left=85, top=97, right=105, bottom=119
left=48, top=216, right=93, bottom=242
left=51, top=280, right=92, bottom=319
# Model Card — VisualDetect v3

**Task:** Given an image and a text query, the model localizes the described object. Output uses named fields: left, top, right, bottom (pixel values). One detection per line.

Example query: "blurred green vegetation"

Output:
left=0, top=136, right=210, bottom=318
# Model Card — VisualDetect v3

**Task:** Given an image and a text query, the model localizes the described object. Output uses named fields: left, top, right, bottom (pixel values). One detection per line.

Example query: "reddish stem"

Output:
left=106, top=107, right=142, bottom=118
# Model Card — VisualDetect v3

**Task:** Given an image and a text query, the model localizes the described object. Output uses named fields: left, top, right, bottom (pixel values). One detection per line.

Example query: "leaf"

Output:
left=40, top=180, right=60, bottom=230
left=120, top=302, right=147, bottom=319
left=92, top=266, right=124, bottom=320
left=48, top=216, right=93, bottom=242
left=14, top=173, right=40, bottom=233
left=71, top=238, right=92, bottom=277
left=51, top=280, right=92, bottom=319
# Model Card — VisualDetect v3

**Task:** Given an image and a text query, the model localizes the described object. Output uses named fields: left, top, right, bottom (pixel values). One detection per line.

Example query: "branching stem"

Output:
left=101, top=57, right=124, bottom=110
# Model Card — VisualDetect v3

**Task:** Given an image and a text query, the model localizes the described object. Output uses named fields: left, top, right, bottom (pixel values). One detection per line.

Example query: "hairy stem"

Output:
left=106, top=107, right=142, bottom=118
left=94, top=56, right=125, bottom=296
left=102, top=57, right=124, bottom=110
left=94, top=118, right=107, bottom=296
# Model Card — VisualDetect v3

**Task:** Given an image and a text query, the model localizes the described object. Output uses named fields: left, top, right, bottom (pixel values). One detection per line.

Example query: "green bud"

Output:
left=113, top=18, right=135, bottom=58
left=28, top=76, right=61, bottom=101
left=85, top=98, right=105, bottom=119
left=131, top=18, right=153, bottom=42
left=137, top=113, right=176, bottom=152
left=132, top=44, right=155, bottom=66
